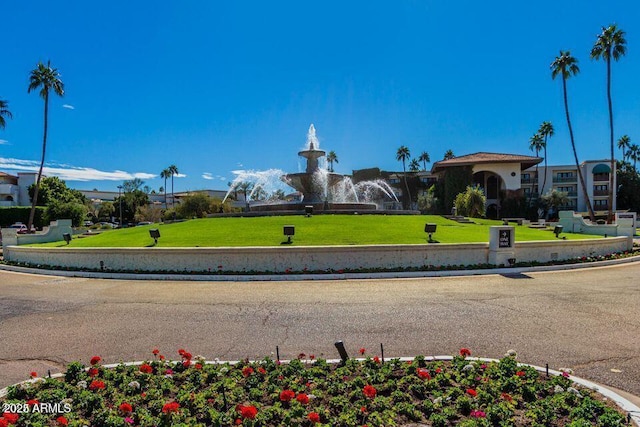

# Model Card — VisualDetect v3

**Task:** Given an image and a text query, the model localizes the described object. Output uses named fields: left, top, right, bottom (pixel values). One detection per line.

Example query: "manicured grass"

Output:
left=32, top=215, right=600, bottom=248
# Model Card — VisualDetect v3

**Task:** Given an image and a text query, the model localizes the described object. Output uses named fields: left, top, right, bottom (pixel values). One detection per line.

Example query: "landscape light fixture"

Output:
left=63, top=233, right=71, bottom=245
left=149, top=229, right=161, bottom=245
left=334, top=340, right=349, bottom=363
left=304, top=205, right=313, bottom=217
left=424, top=223, right=437, bottom=243
left=553, top=225, right=564, bottom=239
left=283, top=225, right=295, bottom=243
left=507, top=257, right=516, bottom=267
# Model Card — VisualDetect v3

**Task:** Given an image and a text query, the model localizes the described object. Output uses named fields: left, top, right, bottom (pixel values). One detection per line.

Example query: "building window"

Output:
left=593, top=172, right=609, bottom=182
left=594, top=199, right=608, bottom=208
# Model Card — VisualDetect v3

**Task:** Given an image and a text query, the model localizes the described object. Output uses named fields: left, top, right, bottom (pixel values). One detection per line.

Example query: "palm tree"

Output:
left=551, top=51, right=595, bottom=221
left=443, top=149, right=455, bottom=160
left=418, top=151, right=430, bottom=171
left=409, top=158, right=420, bottom=172
left=528, top=132, right=544, bottom=204
left=168, top=164, right=179, bottom=208
left=396, top=145, right=411, bottom=209
left=538, top=121, right=554, bottom=195
left=591, top=24, right=627, bottom=222
left=160, top=168, right=171, bottom=208
left=326, top=151, right=338, bottom=172
left=0, top=99, right=12, bottom=129
left=26, top=61, right=65, bottom=232
left=630, top=144, right=640, bottom=172
left=617, top=135, right=631, bottom=162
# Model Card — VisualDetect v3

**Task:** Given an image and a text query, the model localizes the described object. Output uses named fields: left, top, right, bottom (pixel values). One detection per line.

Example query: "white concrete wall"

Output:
left=4, top=236, right=630, bottom=273
left=473, top=163, right=522, bottom=191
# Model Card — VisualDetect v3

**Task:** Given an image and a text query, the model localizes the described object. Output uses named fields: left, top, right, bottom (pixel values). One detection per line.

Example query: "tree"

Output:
left=528, top=132, right=544, bottom=205
left=409, top=158, right=420, bottom=172
left=28, top=176, right=86, bottom=206
left=168, top=164, right=179, bottom=208
left=97, top=201, right=115, bottom=220
left=418, top=151, right=430, bottom=171
left=396, top=146, right=411, bottom=209
left=160, top=168, right=171, bottom=207
left=630, top=144, right=640, bottom=172
left=0, top=99, right=12, bottom=129
left=591, top=24, right=627, bottom=222
left=538, top=121, right=554, bottom=195
left=326, top=151, right=338, bottom=172
left=26, top=60, right=65, bottom=232
left=617, top=135, right=631, bottom=161
left=122, top=178, right=144, bottom=192
left=443, top=149, right=455, bottom=160
left=177, top=192, right=214, bottom=218
left=238, top=181, right=253, bottom=202
left=454, top=185, right=486, bottom=218
left=541, top=189, right=570, bottom=220
left=551, top=51, right=596, bottom=221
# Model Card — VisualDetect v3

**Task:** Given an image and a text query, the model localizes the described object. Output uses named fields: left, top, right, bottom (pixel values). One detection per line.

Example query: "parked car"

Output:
left=9, top=222, right=36, bottom=234
left=137, top=221, right=153, bottom=226
left=84, top=220, right=94, bottom=227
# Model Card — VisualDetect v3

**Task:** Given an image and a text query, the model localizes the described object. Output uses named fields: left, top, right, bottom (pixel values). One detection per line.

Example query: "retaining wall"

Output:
left=3, top=236, right=631, bottom=273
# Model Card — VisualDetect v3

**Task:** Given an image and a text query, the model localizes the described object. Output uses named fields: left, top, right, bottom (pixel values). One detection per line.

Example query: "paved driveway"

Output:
left=0, top=263, right=639, bottom=401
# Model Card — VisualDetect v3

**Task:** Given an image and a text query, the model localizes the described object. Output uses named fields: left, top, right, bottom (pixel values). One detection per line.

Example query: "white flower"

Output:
left=567, top=387, right=583, bottom=398
left=505, top=349, right=517, bottom=358
left=128, top=380, right=140, bottom=389
left=554, top=385, right=565, bottom=393
left=77, top=381, right=88, bottom=389
left=462, top=364, right=474, bottom=372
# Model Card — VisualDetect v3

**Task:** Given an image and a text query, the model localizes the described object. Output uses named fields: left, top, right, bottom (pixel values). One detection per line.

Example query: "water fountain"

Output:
left=224, top=124, right=399, bottom=213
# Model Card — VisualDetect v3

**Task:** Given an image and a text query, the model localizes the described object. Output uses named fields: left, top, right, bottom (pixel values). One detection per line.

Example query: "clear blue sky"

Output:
left=1, top=1, right=639, bottom=193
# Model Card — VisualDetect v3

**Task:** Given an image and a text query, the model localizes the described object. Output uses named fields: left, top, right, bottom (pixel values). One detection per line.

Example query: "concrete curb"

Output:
left=1, top=356, right=638, bottom=425
left=0, top=254, right=639, bottom=282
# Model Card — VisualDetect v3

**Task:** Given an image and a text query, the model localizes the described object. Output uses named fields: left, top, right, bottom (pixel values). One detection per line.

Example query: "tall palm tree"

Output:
left=409, top=158, right=420, bottom=172
left=630, top=144, right=640, bottom=173
left=418, top=151, right=430, bottom=171
left=326, top=151, right=338, bottom=172
left=443, top=149, right=455, bottom=160
left=27, top=61, right=65, bottom=232
left=528, top=132, right=544, bottom=204
left=551, top=51, right=595, bottom=221
left=0, top=99, right=12, bottom=129
left=396, top=145, right=411, bottom=209
left=591, top=24, right=626, bottom=222
left=168, top=164, right=179, bottom=208
left=160, top=168, right=171, bottom=208
left=617, top=135, right=631, bottom=162
left=537, top=121, right=554, bottom=195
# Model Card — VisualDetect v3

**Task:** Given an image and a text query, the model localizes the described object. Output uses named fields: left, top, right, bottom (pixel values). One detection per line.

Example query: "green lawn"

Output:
left=32, top=215, right=601, bottom=248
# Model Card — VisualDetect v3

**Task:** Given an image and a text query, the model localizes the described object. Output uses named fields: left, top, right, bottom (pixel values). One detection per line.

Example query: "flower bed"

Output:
left=0, top=349, right=632, bottom=427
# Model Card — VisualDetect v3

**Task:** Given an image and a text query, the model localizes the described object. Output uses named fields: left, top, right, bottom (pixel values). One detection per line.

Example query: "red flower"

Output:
left=26, top=399, right=39, bottom=406
left=119, top=402, right=133, bottom=413
left=162, top=402, right=180, bottom=414
left=435, top=368, right=442, bottom=374
left=90, top=356, right=101, bottom=365
left=310, top=354, right=315, bottom=360
left=466, top=388, right=477, bottom=397
left=195, top=363, right=203, bottom=370
left=279, top=389, right=295, bottom=402
left=359, top=348, right=366, bottom=355
left=298, top=353, right=306, bottom=359
left=235, top=419, right=242, bottom=425
left=237, top=404, right=258, bottom=419
left=139, top=364, right=153, bottom=374
left=88, top=367, right=99, bottom=377
left=307, top=412, right=321, bottom=423
left=516, top=370, right=525, bottom=377
left=182, top=352, right=192, bottom=361
left=296, top=393, right=309, bottom=404
left=363, top=385, right=377, bottom=399
left=183, top=359, right=191, bottom=368
left=3, top=413, right=18, bottom=423
left=178, top=348, right=186, bottom=356
left=258, top=367, right=266, bottom=375
left=89, top=380, right=106, bottom=390
left=360, top=406, right=367, bottom=413
left=471, top=410, right=486, bottom=418
left=0, top=419, right=7, bottom=427
left=56, top=416, right=69, bottom=426
left=242, top=366, right=254, bottom=377
left=373, top=356, right=381, bottom=363
left=562, top=371, right=570, bottom=378
left=30, top=371, right=37, bottom=378
left=417, top=368, right=431, bottom=380
left=152, top=348, right=160, bottom=355
left=460, top=348, right=472, bottom=358
left=501, top=392, right=513, bottom=402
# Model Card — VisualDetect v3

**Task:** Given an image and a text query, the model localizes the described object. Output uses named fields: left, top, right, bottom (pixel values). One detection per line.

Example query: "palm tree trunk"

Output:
left=403, top=162, right=411, bottom=210
left=563, top=78, right=596, bottom=222
left=541, top=142, right=548, bottom=196
left=164, top=177, right=167, bottom=208
left=27, top=91, right=49, bottom=232
left=171, top=175, right=175, bottom=208
left=606, top=57, right=615, bottom=222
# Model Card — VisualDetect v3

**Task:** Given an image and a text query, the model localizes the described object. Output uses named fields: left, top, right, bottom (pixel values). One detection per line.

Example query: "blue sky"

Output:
left=1, top=1, right=639, bottom=193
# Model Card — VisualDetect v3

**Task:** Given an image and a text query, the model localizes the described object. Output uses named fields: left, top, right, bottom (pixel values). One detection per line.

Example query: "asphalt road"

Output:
left=1, top=263, right=639, bottom=402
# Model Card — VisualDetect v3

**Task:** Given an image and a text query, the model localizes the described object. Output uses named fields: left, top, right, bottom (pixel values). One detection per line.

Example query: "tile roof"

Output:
left=431, top=152, right=542, bottom=172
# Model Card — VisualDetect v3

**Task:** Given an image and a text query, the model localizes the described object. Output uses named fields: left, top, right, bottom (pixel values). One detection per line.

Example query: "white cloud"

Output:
left=0, top=157, right=156, bottom=182
left=174, top=173, right=187, bottom=178
left=0, top=139, right=8, bottom=145
left=62, top=104, right=75, bottom=110
left=202, top=172, right=214, bottom=180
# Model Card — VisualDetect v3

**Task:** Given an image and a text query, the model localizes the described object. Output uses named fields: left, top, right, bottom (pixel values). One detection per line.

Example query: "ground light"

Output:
left=149, top=229, right=160, bottom=245
left=63, top=233, right=71, bottom=245
left=425, top=223, right=437, bottom=243
left=554, top=225, right=564, bottom=239
left=283, top=225, right=295, bottom=244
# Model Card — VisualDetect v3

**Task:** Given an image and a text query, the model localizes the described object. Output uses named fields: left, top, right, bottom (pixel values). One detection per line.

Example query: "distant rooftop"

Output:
left=431, top=152, right=542, bottom=173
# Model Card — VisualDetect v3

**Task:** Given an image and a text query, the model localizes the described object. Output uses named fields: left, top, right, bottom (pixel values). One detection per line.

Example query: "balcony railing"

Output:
left=593, top=189, right=609, bottom=196
left=521, top=178, right=534, bottom=184
left=553, top=176, right=577, bottom=183
left=593, top=175, right=610, bottom=182
left=593, top=205, right=609, bottom=211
